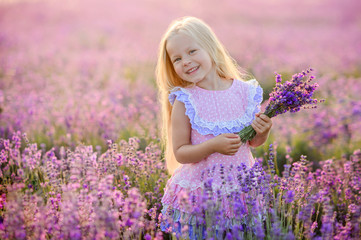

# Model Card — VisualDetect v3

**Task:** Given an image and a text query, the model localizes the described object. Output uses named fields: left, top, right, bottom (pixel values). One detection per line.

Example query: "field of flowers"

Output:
left=0, top=0, right=361, bottom=239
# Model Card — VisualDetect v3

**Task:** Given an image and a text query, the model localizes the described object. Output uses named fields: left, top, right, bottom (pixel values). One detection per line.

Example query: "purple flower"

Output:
left=254, top=218, right=265, bottom=239
left=226, top=232, right=233, bottom=239
left=285, top=230, right=295, bottom=240
left=238, top=68, right=323, bottom=142
left=265, top=69, right=321, bottom=118
left=284, top=190, right=295, bottom=203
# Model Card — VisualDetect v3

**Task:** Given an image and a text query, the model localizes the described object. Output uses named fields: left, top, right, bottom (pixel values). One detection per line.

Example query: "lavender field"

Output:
left=0, top=0, right=361, bottom=239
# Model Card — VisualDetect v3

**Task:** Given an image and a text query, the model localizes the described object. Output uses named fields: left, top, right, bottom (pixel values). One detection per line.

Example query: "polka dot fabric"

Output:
left=161, top=79, right=263, bottom=232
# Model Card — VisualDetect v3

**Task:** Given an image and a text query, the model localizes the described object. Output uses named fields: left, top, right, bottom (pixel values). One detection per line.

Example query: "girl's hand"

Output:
left=251, top=113, right=272, bottom=137
left=210, top=133, right=242, bottom=155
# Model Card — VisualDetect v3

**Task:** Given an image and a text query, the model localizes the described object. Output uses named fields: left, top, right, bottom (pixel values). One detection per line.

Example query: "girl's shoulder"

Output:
left=237, top=78, right=261, bottom=88
left=168, top=86, right=192, bottom=106
left=235, top=78, right=263, bottom=101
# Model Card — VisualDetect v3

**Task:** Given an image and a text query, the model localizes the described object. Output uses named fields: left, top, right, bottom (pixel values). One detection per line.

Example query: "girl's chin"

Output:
left=190, top=79, right=202, bottom=85
left=182, top=77, right=201, bottom=84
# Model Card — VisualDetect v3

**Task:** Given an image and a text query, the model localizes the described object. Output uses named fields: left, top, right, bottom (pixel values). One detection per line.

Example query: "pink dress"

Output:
left=161, top=79, right=263, bottom=235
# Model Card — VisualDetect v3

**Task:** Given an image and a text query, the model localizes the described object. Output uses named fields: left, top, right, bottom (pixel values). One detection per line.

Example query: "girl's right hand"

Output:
left=210, top=133, right=242, bottom=155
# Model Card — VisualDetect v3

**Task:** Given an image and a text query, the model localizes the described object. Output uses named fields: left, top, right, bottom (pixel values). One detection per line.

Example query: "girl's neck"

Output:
left=196, top=71, right=231, bottom=91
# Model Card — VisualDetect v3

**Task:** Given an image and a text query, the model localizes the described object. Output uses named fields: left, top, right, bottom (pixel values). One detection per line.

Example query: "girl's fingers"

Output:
left=230, top=138, right=241, bottom=144
left=230, top=142, right=242, bottom=150
left=251, top=123, right=260, bottom=133
left=254, top=120, right=270, bottom=132
left=255, top=118, right=266, bottom=127
left=225, top=133, right=240, bottom=138
left=259, top=114, right=271, bottom=122
left=230, top=146, right=239, bottom=151
left=250, top=114, right=272, bottom=137
left=235, top=141, right=242, bottom=148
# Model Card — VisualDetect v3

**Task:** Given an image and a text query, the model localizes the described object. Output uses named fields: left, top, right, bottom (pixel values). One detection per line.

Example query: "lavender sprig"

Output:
left=239, top=68, right=323, bottom=143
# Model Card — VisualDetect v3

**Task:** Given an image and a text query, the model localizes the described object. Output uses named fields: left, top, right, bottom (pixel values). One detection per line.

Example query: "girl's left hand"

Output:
left=251, top=113, right=272, bottom=136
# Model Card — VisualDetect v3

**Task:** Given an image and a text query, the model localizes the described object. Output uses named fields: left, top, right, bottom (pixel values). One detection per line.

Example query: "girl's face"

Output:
left=166, top=33, right=215, bottom=85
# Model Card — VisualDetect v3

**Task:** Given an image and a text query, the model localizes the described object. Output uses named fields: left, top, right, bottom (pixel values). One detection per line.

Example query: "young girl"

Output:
left=156, top=16, right=272, bottom=238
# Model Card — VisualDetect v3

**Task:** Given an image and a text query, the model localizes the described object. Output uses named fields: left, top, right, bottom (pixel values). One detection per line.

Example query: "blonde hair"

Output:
left=156, top=16, right=249, bottom=175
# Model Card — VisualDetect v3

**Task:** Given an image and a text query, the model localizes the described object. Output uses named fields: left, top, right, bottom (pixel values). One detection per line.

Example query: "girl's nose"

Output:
left=183, top=58, right=191, bottom=66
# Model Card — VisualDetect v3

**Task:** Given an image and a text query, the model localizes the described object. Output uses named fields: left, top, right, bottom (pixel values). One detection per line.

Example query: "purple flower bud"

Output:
left=284, top=190, right=295, bottom=203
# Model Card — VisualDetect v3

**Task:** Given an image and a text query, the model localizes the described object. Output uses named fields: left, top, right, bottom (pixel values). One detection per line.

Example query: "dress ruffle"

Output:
left=168, top=79, right=263, bottom=136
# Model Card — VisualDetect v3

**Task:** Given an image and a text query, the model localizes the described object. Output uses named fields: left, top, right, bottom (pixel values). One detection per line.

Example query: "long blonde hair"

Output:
left=155, top=16, right=248, bottom=175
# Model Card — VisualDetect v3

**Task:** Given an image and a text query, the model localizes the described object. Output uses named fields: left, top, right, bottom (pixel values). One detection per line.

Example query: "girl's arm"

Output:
left=172, top=99, right=242, bottom=164
left=249, top=113, right=272, bottom=147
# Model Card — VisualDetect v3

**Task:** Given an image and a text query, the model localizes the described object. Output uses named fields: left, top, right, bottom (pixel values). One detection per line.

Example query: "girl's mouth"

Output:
left=186, top=66, right=199, bottom=74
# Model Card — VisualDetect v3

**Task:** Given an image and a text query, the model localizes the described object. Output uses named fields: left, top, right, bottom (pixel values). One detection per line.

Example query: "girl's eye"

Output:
left=189, top=50, right=196, bottom=54
left=173, top=58, right=181, bottom=63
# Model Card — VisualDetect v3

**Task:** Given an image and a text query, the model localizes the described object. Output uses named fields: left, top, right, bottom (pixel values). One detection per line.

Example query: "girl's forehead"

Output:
left=166, top=33, right=199, bottom=54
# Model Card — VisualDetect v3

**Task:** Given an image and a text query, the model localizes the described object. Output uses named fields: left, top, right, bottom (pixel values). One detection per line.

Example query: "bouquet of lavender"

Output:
left=239, top=68, right=323, bottom=143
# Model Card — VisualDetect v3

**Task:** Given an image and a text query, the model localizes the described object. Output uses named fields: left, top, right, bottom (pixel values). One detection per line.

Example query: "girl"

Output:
left=156, top=16, right=272, bottom=238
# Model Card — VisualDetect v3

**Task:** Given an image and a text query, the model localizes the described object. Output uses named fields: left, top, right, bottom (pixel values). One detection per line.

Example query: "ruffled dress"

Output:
left=161, top=79, right=263, bottom=238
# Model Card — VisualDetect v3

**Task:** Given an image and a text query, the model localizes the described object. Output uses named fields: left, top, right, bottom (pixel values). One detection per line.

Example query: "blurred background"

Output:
left=1, top=0, right=360, bottom=166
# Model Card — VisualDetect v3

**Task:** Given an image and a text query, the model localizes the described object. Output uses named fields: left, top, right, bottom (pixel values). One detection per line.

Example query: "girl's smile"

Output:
left=186, top=66, right=199, bottom=74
